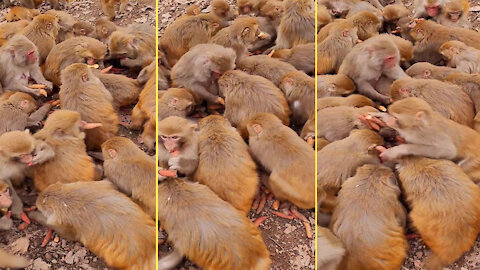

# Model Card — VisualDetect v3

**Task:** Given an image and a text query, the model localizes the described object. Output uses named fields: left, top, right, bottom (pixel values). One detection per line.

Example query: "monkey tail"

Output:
left=158, top=248, right=184, bottom=270
left=0, top=249, right=30, bottom=269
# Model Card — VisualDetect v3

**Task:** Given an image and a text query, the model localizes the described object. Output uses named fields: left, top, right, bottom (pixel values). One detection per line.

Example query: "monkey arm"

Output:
left=27, top=211, right=48, bottom=226
left=381, top=143, right=457, bottom=161
left=27, top=104, right=52, bottom=126
left=5, top=82, right=42, bottom=97
left=30, top=67, right=53, bottom=90
left=190, top=83, right=221, bottom=104
left=168, top=155, right=199, bottom=176
left=5, top=179, right=23, bottom=220
left=383, top=66, right=408, bottom=81
left=356, top=80, right=391, bottom=105
left=120, top=58, right=143, bottom=69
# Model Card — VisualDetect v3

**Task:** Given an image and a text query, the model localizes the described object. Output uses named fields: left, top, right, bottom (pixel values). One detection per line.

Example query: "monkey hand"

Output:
left=375, top=145, right=405, bottom=162
left=168, top=157, right=182, bottom=171
left=356, top=113, right=387, bottom=131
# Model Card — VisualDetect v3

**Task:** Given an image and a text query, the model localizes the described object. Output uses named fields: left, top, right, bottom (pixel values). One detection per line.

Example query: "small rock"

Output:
left=32, top=258, right=51, bottom=270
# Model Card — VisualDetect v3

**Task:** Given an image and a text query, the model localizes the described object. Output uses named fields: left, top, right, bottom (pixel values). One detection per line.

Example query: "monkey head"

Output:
left=158, top=116, right=196, bottom=154
left=349, top=12, right=381, bottom=40
left=389, top=78, right=418, bottom=100
left=245, top=112, right=283, bottom=138
left=367, top=38, right=400, bottom=69
left=0, top=130, right=36, bottom=165
left=101, top=136, right=140, bottom=161
left=409, top=19, right=432, bottom=41
left=237, top=0, right=255, bottom=14
left=73, top=21, right=95, bottom=36
left=443, top=1, right=463, bottom=22
left=217, top=70, right=247, bottom=96
left=232, top=17, right=262, bottom=44
left=7, top=92, right=38, bottom=114
left=164, top=88, right=196, bottom=114
left=286, top=0, right=313, bottom=13
left=137, top=61, right=155, bottom=85
left=33, top=14, right=60, bottom=37
left=108, top=31, right=140, bottom=60
left=386, top=97, right=434, bottom=132
left=95, top=18, right=116, bottom=40
left=424, top=0, right=442, bottom=17
left=0, top=180, right=12, bottom=209
left=318, top=75, right=356, bottom=96
left=198, top=115, right=230, bottom=130
left=4, top=35, right=39, bottom=66
left=195, top=45, right=236, bottom=82
left=61, top=63, right=100, bottom=86
left=439, top=40, right=466, bottom=61
left=260, top=0, right=284, bottom=19
left=383, top=4, right=410, bottom=22
left=212, top=0, right=235, bottom=20
left=74, top=38, right=107, bottom=65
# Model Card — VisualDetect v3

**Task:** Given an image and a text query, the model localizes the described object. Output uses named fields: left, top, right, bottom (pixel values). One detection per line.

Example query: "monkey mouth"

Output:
left=86, top=58, right=96, bottom=65
left=212, top=71, right=223, bottom=80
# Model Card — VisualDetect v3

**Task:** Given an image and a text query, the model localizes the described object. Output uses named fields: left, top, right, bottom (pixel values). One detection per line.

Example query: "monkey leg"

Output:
left=130, top=106, right=146, bottom=129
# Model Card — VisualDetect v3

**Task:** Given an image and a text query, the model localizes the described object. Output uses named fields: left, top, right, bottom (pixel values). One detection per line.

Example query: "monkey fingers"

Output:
left=253, top=216, right=268, bottom=227
left=41, top=229, right=53, bottom=247
left=271, top=210, right=294, bottom=220
left=251, top=195, right=260, bottom=211
left=356, top=114, right=380, bottom=131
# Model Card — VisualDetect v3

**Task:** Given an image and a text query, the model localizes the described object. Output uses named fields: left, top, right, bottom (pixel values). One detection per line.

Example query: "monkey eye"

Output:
left=160, top=135, right=167, bottom=140
left=171, top=136, right=179, bottom=140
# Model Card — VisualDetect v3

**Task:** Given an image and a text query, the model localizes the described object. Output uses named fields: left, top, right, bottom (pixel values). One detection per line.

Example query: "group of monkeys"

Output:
left=318, top=0, right=480, bottom=270
left=0, top=0, right=157, bottom=269
left=157, top=0, right=314, bottom=269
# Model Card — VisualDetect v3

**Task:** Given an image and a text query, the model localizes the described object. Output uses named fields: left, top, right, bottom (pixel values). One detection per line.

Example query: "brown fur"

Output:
left=157, top=88, right=196, bottom=121
left=19, top=14, right=59, bottom=63
left=237, top=0, right=269, bottom=14
left=92, top=69, right=141, bottom=109
left=317, top=4, right=333, bottom=29
left=5, top=6, right=39, bottom=21
left=0, top=20, right=30, bottom=45
left=439, top=40, right=480, bottom=73
left=101, top=0, right=129, bottom=20
left=406, top=61, right=460, bottom=80
left=0, top=249, right=29, bottom=269
left=437, top=0, right=470, bottom=28
left=317, top=94, right=374, bottom=110
left=317, top=74, right=356, bottom=97
left=444, top=73, right=480, bottom=129
left=279, top=71, right=314, bottom=125
left=45, top=10, right=75, bottom=43
left=317, top=227, right=345, bottom=270
left=275, top=0, right=315, bottom=49
left=108, top=24, right=155, bottom=68
left=236, top=55, right=296, bottom=86
left=95, top=18, right=117, bottom=43
left=271, top=43, right=314, bottom=74
left=73, top=21, right=96, bottom=37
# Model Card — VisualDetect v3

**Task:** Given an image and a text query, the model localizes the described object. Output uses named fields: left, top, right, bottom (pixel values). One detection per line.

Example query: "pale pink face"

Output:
left=0, top=188, right=12, bottom=209
left=425, top=4, right=440, bottom=16
left=161, top=136, right=180, bottom=153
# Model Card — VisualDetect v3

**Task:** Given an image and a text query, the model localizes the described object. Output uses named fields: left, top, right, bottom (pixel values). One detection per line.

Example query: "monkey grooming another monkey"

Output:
left=440, top=40, right=480, bottom=74
left=194, top=115, right=259, bottom=214
left=236, top=55, right=296, bottom=86
left=158, top=177, right=271, bottom=270
left=271, top=43, right=314, bottom=74
left=108, top=24, right=155, bottom=69
left=317, top=74, right=356, bottom=97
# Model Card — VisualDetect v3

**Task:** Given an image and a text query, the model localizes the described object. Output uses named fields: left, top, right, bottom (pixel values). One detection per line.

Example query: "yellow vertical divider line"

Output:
left=155, top=0, right=159, bottom=268
left=314, top=0, right=318, bottom=269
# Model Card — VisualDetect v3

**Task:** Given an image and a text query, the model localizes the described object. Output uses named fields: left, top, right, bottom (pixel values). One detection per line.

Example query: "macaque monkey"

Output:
left=275, top=0, right=315, bottom=49
left=318, top=0, right=359, bottom=18
left=45, top=10, right=75, bottom=43
left=317, top=21, right=358, bottom=75
left=438, top=0, right=470, bottom=28
left=19, top=14, right=59, bottom=63
left=157, top=116, right=199, bottom=177
left=406, top=62, right=459, bottom=80
left=160, top=14, right=221, bottom=67
left=271, top=43, right=314, bottom=74
left=101, top=0, right=129, bottom=20
left=236, top=55, right=296, bottom=86
left=279, top=71, right=314, bottom=125
left=158, top=178, right=270, bottom=270
left=218, top=70, right=291, bottom=129
left=73, top=21, right=96, bottom=37
left=317, top=4, right=333, bottom=29
left=171, top=44, right=236, bottom=105
left=410, top=19, right=480, bottom=64
left=382, top=4, right=410, bottom=33
left=44, top=36, right=107, bottom=87
left=390, top=77, right=474, bottom=127
left=300, top=110, right=315, bottom=141
left=317, top=94, right=375, bottom=111
left=391, top=156, right=480, bottom=270
left=317, top=11, right=381, bottom=42
left=102, top=137, right=155, bottom=218
left=347, top=2, right=383, bottom=23
left=338, top=35, right=407, bottom=104
left=210, top=17, right=266, bottom=60
left=194, top=115, right=259, bottom=214
left=131, top=62, right=156, bottom=150
left=330, top=164, right=408, bottom=270
left=246, top=113, right=315, bottom=209
left=317, top=74, right=356, bottom=97
left=5, top=6, right=39, bottom=21
left=413, top=0, right=444, bottom=18
left=108, top=24, right=155, bottom=69
left=0, top=20, right=30, bottom=45
left=396, top=17, right=415, bottom=42
left=440, top=40, right=480, bottom=73
left=32, top=110, right=100, bottom=191
left=317, top=106, right=379, bottom=142
left=317, top=227, right=345, bottom=270
left=211, top=0, right=236, bottom=25
left=237, top=0, right=268, bottom=14
left=444, top=73, right=480, bottom=120
left=95, top=18, right=117, bottom=43
left=0, top=92, right=51, bottom=135
left=92, top=70, right=141, bottom=109
left=59, top=63, right=118, bottom=150
left=158, top=88, right=196, bottom=120
left=0, top=249, right=29, bottom=269
left=366, top=97, right=480, bottom=182
left=259, top=0, right=284, bottom=21
left=0, top=35, right=53, bottom=96
left=384, top=34, right=414, bottom=68
left=184, top=4, right=201, bottom=16
left=318, top=129, right=382, bottom=214
left=35, top=180, right=156, bottom=269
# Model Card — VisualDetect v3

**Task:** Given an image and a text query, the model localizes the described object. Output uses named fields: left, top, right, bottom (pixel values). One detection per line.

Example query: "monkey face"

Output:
left=424, top=3, right=440, bottom=17
left=0, top=186, right=12, bottom=209
left=160, top=135, right=181, bottom=153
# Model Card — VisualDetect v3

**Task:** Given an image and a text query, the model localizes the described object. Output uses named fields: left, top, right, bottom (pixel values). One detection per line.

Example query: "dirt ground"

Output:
left=0, top=0, right=155, bottom=269
left=158, top=1, right=315, bottom=269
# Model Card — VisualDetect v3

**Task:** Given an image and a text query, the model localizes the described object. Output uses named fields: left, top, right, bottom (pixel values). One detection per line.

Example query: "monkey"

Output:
left=317, top=129, right=383, bottom=214
left=0, top=20, right=30, bottom=45
left=44, top=36, right=107, bottom=87
left=32, top=110, right=101, bottom=191
left=160, top=14, right=221, bottom=67
left=387, top=155, right=480, bottom=270
left=410, top=19, right=480, bottom=65
left=413, top=0, right=444, bottom=18
left=346, top=1, right=383, bottom=23
left=0, top=249, right=29, bottom=269
left=211, top=0, right=236, bottom=26
left=91, top=70, right=142, bottom=109
left=270, top=43, right=314, bottom=74
left=338, top=34, right=407, bottom=104
left=194, top=115, right=259, bottom=214
left=245, top=113, right=314, bottom=209
left=439, top=40, right=480, bottom=74
left=95, top=18, right=117, bottom=43
left=0, top=92, right=52, bottom=135
left=364, top=97, right=480, bottom=183
left=101, top=136, right=155, bottom=218
left=0, top=35, right=53, bottom=97
left=158, top=177, right=271, bottom=270
left=218, top=70, right=291, bottom=130
left=108, top=24, right=155, bottom=69
left=300, top=109, right=315, bottom=142
left=317, top=227, right=345, bottom=270
left=318, top=0, right=359, bottom=18
left=236, top=55, right=297, bottom=86
left=382, top=4, right=410, bottom=33
left=157, top=116, right=199, bottom=177
left=317, top=4, right=333, bottom=29
left=274, top=0, right=315, bottom=49
left=259, top=0, right=284, bottom=21
left=240, top=15, right=275, bottom=52
left=317, top=106, right=379, bottom=142
left=0, top=179, right=15, bottom=230
left=317, top=21, right=358, bottom=75
left=317, top=11, right=382, bottom=42
left=317, top=94, right=375, bottom=111
left=5, top=6, right=39, bottom=22
left=19, top=14, right=59, bottom=63
left=101, top=0, right=129, bottom=20
left=184, top=4, right=201, bottom=17
left=437, top=0, right=470, bottom=28
left=444, top=73, right=480, bottom=123
left=158, top=88, right=196, bottom=121
left=34, top=180, right=156, bottom=270
left=278, top=71, right=314, bottom=126
left=59, top=63, right=118, bottom=151
left=237, top=0, right=268, bottom=15
left=130, top=62, right=156, bottom=150
left=395, top=16, right=415, bottom=42
left=317, top=74, right=356, bottom=97
left=210, top=17, right=266, bottom=60
left=72, top=21, right=96, bottom=38
left=389, top=77, right=475, bottom=127
left=45, top=10, right=75, bottom=43
left=171, top=44, right=236, bottom=105
left=330, top=164, right=408, bottom=270
left=406, top=62, right=460, bottom=80
left=383, top=34, right=414, bottom=68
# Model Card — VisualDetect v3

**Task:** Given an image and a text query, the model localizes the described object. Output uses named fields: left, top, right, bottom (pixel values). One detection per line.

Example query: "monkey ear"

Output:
left=211, top=22, right=220, bottom=29
left=79, top=29, right=86, bottom=35
left=130, top=38, right=140, bottom=49
left=54, top=128, right=66, bottom=137
left=81, top=73, right=89, bottom=82
left=424, top=70, right=431, bottom=78
left=101, top=27, right=108, bottom=35
left=241, top=27, right=251, bottom=38
left=169, top=98, right=179, bottom=106
left=414, top=111, right=425, bottom=121
left=108, top=149, right=117, bottom=159
left=252, top=124, right=263, bottom=134
left=399, top=87, right=410, bottom=95
left=46, top=22, right=53, bottom=30
left=342, top=30, right=350, bottom=37
left=20, top=100, right=29, bottom=109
